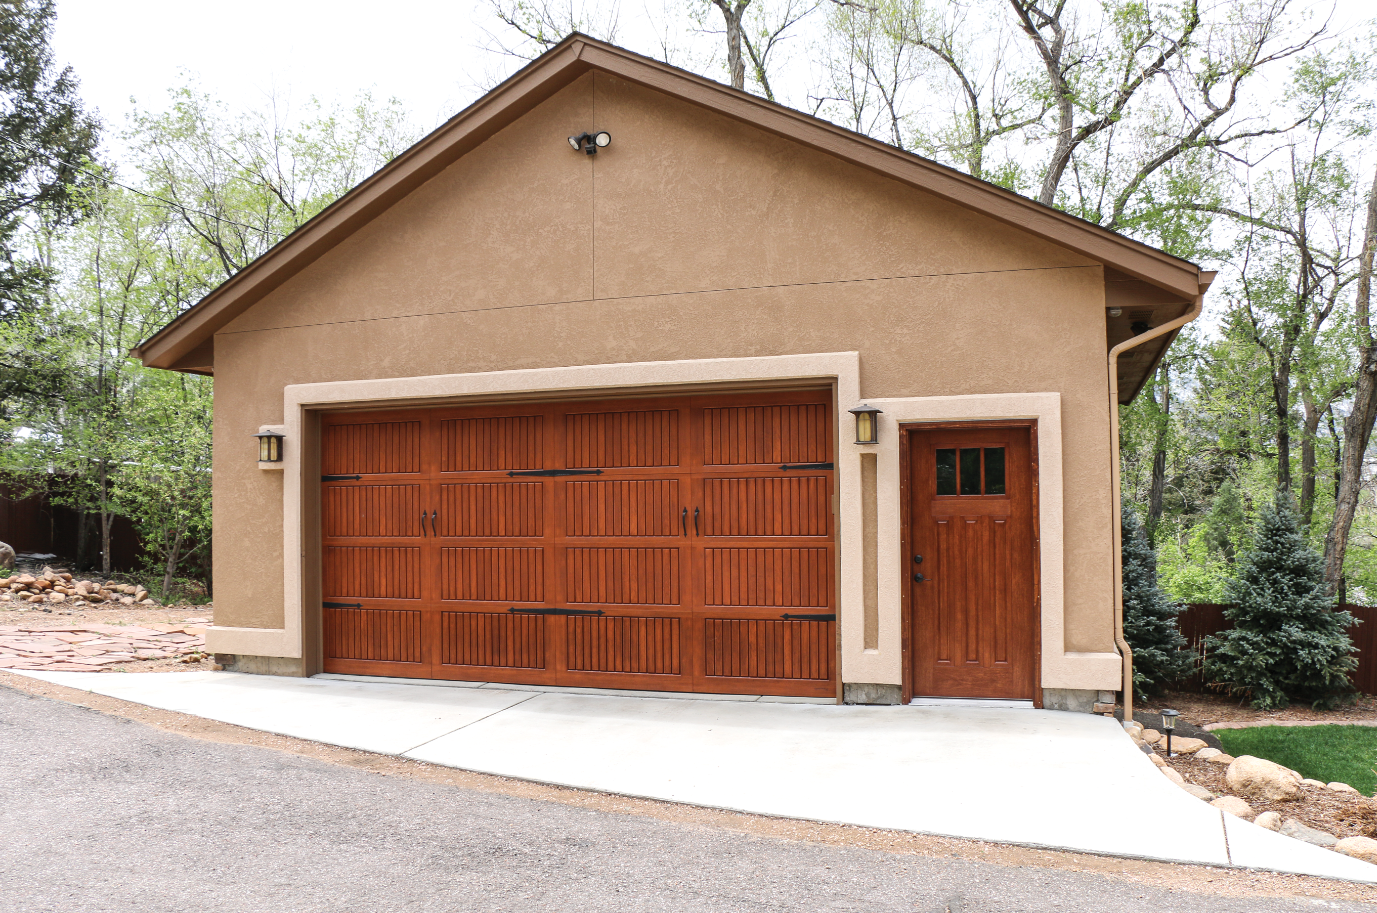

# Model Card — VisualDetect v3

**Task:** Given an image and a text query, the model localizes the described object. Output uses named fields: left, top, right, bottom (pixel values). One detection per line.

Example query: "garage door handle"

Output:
left=431, top=510, right=438, bottom=536
left=781, top=613, right=836, bottom=621
left=694, top=506, right=700, bottom=535
left=681, top=507, right=687, bottom=536
left=421, top=510, right=428, bottom=536
left=507, top=607, right=606, bottom=616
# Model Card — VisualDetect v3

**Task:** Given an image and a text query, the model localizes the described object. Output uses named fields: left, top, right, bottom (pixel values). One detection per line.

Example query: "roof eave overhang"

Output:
left=134, top=34, right=1205, bottom=372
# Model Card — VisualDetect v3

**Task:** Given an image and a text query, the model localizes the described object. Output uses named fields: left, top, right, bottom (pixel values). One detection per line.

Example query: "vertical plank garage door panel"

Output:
left=320, top=418, right=427, bottom=675
left=320, top=390, right=836, bottom=696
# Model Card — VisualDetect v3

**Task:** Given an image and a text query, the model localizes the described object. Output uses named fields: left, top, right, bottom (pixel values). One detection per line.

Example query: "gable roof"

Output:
left=133, top=33, right=1211, bottom=376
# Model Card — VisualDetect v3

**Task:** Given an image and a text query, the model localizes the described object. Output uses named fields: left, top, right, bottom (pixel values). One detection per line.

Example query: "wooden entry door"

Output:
left=318, top=390, right=836, bottom=697
left=906, top=423, right=1037, bottom=700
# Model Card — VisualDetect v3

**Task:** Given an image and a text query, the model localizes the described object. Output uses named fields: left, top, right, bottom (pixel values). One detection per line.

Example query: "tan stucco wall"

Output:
left=210, top=71, right=1114, bottom=675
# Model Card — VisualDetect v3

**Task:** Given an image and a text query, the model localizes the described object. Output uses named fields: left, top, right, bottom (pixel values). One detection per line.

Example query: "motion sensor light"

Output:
left=568, top=131, right=612, bottom=154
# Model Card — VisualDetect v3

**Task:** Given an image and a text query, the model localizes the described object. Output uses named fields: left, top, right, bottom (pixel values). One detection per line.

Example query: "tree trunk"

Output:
left=162, top=525, right=184, bottom=602
left=713, top=1, right=749, bottom=91
left=1147, top=362, right=1171, bottom=539
left=1300, top=392, right=1320, bottom=526
left=1274, top=359, right=1293, bottom=493
left=1323, top=165, right=1377, bottom=595
left=99, top=510, right=113, bottom=576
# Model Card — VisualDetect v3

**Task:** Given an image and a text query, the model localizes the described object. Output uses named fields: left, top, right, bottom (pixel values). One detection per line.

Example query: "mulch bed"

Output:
left=1164, top=751, right=1377, bottom=840
left=1150, top=690, right=1377, bottom=727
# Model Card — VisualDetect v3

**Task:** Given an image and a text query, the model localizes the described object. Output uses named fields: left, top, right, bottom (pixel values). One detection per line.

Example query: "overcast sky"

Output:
left=53, top=0, right=1375, bottom=160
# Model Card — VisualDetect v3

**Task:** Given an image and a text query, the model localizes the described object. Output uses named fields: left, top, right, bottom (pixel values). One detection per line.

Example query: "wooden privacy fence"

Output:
left=0, top=484, right=143, bottom=571
left=1177, top=603, right=1377, bottom=696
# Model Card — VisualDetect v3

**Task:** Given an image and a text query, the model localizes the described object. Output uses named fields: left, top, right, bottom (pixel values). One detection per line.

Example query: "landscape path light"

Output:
left=1160, top=708, right=1180, bottom=757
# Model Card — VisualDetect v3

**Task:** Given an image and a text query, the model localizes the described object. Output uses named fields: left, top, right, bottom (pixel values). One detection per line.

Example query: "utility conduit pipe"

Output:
left=1107, top=273, right=1211, bottom=727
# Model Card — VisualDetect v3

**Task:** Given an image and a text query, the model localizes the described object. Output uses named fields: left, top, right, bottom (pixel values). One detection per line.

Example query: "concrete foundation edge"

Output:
left=1043, top=688, right=1115, bottom=713
left=216, top=654, right=307, bottom=677
left=842, top=682, right=902, bottom=705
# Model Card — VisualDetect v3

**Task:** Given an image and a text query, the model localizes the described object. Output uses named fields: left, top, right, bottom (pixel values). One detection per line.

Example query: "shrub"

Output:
left=1204, top=491, right=1357, bottom=709
left=1122, top=504, right=1194, bottom=697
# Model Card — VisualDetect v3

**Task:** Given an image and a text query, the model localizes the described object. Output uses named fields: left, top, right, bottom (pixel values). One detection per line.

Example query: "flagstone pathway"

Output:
left=0, top=622, right=208, bottom=671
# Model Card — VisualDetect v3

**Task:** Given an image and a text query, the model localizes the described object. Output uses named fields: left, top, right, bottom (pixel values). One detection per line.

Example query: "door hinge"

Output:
left=507, top=607, right=606, bottom=616
left=780, top=613, right=836, bottom=621
left=323, top=601, right=363, bottom=609
left=322, top=474, right=362, bottom=481
left=779, top=462, right=834, bottom=471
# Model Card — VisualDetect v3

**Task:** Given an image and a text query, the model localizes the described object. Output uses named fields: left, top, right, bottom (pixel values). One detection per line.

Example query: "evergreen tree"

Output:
left=1204, top=491, right=1358, bottom=710
left=1122, top=503, right=1194, bottom=697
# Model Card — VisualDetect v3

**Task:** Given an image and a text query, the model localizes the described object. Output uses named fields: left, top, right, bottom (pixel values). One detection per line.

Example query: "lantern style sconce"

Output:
left=254, top=428, right=285, bottom=465
left=848, top=403, right=883, bottom=445
left=1160, top=708, right=1180, bottom=757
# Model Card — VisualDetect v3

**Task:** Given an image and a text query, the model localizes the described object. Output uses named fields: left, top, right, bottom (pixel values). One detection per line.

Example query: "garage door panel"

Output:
left=701, top=476, right=829, bottom=537
left=702, top=403, right=828, bottom=466
left=323, top=607, right=423, bottom=664
left=322, top=421, right=422, bottom=475
left=703, top=618, right=833, bottom=680
left=565, top=546, right=681, bottom=605
left=323, top=484, right=423, bottom=538
left=323, top=546, right=422, bottom=599
left=566, top=615, right=682, bottom=675
left=703, top=547, right=831, bottom=607
left=440, top=611, right=545, bottom=669
left=564, top=479, right=681, bottom=537
left=439, top=482, right=543, bottom=537
left=565, top=408, right=679, bottom=468
left=441, top=415, right=544, bottom=472
left=441, top=547, right=544, bottom=602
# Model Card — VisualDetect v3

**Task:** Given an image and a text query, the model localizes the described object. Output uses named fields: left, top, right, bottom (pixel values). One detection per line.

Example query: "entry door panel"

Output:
left=320, top=390, right=835, bottom=696
left=908, top=425, right=1036, bottom=700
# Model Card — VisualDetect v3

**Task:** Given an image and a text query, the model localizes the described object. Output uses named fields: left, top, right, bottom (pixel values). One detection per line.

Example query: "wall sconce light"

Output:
left=848, top=403, right=883, bottom=445
left=254, top=429, right=284, bottom=463
left=1160, top=708, right=1179, bottom=757
left=568, top=131, right=611, bottom=155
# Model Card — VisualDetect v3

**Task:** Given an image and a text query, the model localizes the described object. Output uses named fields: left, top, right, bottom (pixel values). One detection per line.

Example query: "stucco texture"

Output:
left=211, top=71, right=1113, bottom=659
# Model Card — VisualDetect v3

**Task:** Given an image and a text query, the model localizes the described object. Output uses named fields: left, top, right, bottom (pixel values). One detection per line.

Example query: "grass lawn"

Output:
left=1216, top=725, right=1377, bottom=796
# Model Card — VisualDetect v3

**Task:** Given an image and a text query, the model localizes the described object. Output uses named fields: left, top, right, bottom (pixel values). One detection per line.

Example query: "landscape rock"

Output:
left=1140, top=729, right=1161, bottom=744
left=1211, top=796, right=1254, bottom=819
left=1161, top=767, right=1186, bottom=786
left=15, top=574, right=34, bottom=585
left=0, top=541, right=13, bottom=571
left=1334, top=836, right=1377, bottom=864
left=1163, top=736, right=1208, bottom=754
left=1207, top=753, right=1235, bottom=766
left=48, top=593, right=64, bottom=604
left=119, top=596, right=135, bottom=605
left=1194, top=747, right=1223, bottom=760
left=1226, top=756, right=1301, bottom=801
left=1301, top=778, right=1327, bottom=789
left=1181, top=784, right=1215, bottom=800
left=1253, top=811, right=1282, bottom=831
left=1328, top=782, right=1360, bottom=794
left=1279, top=817, right=1337, bottom=847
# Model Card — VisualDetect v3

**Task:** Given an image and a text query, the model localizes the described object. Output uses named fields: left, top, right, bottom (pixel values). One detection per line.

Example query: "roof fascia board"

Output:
left=134, top=41, right=592, bottom=369
left=574, top=43, right=1201, bottom=300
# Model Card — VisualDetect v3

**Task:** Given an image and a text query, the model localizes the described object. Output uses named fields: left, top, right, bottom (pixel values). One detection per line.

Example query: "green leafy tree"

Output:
left=0, top=0, right=100, bottom=318
left=1204, top=491, right=1358, bottom=709
left=1122, top=503, right=1194, bottom=697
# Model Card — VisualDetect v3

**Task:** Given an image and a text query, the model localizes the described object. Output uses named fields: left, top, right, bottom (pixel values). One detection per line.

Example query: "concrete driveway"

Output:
left=14, top=669, right=1377, bottom=884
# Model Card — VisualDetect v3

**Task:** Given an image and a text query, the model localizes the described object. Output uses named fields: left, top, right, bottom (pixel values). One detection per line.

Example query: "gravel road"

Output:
left=0, top=683, right=1371, bottom=913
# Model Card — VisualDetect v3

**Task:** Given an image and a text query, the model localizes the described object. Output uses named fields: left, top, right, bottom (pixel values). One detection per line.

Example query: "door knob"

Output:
left=913, top=572, right=926, bottom=583
left=913, top=555, right=923, bottom=564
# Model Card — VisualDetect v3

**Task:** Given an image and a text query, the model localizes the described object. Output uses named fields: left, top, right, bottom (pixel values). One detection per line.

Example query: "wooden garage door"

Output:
left=319, top=390, right=836, bottom=697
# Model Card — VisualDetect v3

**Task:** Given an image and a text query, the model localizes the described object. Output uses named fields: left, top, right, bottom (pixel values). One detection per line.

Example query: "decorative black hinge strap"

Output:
left=778, top=462, right=834, bottom=471
left=507, top=607, right=606, bottom=616
left=324, top=601, right=363, bottom=609
left=505, top=469, right=604, bottom=477
left=322, top=474, right=362, bottom=481
left=780, top=613, right=836, bottom=621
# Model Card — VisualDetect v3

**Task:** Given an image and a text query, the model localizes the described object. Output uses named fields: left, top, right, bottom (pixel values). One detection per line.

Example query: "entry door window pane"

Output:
left=935, top=449, right=957, bottom=495
left=984, top=447, right=1006, bottom=495
left=959, top=448, right=982, bottom=495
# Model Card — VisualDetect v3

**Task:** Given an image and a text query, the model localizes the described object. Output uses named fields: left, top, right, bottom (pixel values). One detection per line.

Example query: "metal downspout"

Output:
left=1108, top=277, right=1210, bottom=727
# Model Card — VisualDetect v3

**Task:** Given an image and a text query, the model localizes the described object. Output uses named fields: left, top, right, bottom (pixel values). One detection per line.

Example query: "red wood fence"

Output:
left=1178, top=603, right=1377, bottom=696
left=0, top=484, right=143, bottom=571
